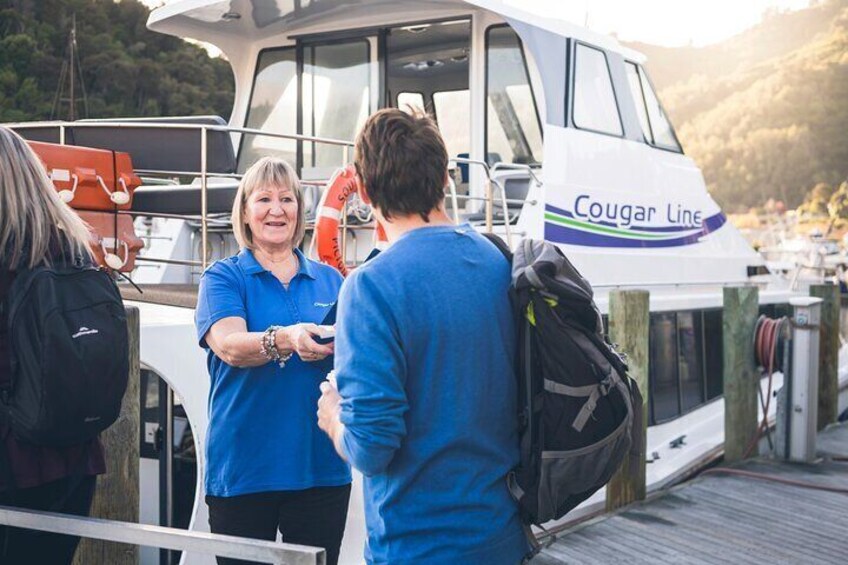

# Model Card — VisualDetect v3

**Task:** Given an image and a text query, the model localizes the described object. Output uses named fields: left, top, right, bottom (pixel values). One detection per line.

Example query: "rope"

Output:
left=746, top=315, right=789, bottom=458
left=700, top=467, right=848, bottom=495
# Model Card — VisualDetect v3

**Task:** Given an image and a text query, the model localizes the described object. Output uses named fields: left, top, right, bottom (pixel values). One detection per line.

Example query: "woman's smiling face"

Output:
left=245, top=183, right=299, bottom=250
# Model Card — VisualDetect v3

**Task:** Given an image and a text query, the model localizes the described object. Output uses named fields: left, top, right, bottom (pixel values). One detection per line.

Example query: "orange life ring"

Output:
left=314, top=164, right=386, bottom=276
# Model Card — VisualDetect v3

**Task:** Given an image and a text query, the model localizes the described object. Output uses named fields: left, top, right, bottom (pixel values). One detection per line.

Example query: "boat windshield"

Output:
left=624, top=61, right=682, bottom=152
left=236, top=21, right=545, bottom=176
left=485, top=26, right=543, bottom=166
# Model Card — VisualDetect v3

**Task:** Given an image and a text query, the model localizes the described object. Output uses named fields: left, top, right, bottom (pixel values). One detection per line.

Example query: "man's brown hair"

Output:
left=354, top=108, right=448, bottom=222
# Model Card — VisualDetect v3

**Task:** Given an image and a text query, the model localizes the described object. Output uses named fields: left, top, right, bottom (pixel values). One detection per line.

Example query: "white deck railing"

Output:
left=9, top=120, right=540, bottom=269
left=0, top=505, right=324, bottom=564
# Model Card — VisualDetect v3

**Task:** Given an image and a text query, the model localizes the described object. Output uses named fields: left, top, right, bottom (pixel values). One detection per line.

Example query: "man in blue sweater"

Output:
left=317, top=109, right=528, bottom=564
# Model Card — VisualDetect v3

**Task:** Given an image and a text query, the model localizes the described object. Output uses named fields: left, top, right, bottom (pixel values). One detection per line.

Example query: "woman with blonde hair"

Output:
left=196, top=157, right=350, bottom=565
left=0, top=125, right=106, bottom=564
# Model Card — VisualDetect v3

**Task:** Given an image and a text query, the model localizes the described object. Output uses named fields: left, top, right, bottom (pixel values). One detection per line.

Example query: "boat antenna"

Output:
left=51, top=13, right=89, bottom=121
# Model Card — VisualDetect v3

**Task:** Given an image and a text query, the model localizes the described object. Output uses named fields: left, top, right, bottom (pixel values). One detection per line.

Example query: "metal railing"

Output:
left=0, top=505, right=324, bottom=564
left=11, top=120, right=542, bottom=270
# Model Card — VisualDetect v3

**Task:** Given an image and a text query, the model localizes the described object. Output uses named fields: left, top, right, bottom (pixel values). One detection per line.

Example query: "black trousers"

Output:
left=206, top=483, right=351, bottom=565
left=0, top=475, right=97, bottom=565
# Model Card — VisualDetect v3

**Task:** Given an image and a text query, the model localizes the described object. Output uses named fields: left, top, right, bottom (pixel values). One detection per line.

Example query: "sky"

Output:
left=505, top=0, right=814, bottom=46
left=139, top=0, right=814, bottom=48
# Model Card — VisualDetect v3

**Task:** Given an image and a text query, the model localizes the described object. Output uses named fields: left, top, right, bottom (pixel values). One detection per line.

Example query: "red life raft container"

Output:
left=28, top=141, right=141, bottom=211
left=77, top=210, right=145, bottom=273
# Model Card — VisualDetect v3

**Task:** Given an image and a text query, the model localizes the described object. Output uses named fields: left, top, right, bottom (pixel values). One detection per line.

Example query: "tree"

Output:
left=0, top=0, right=234, bottom=122
left=826, top=180, right=848, bottom=231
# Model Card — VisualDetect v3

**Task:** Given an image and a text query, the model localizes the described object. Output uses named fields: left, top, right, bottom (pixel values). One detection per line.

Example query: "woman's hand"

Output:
left=279, top=323, right=334, bottom=362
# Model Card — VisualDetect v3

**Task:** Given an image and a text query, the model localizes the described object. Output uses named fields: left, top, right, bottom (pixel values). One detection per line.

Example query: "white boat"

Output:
left=7, top=1, right=848, bottom=563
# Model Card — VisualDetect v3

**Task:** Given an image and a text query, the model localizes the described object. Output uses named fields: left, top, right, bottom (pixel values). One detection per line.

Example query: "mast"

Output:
left=52, top=13, right=88, bottom=121
left=69, top=13, right=76, bottom=121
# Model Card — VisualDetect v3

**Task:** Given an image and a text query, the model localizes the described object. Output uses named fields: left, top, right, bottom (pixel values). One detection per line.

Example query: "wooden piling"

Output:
left=606, top=290, right=649, bottom=511
left=723, top=286, right=759, bottom=463
left=811, top=284, right=839, bottom=430
left=74, top=306, right=140, bottom=565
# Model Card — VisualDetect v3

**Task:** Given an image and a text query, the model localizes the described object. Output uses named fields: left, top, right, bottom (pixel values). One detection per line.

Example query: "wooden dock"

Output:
left=533, top=422, right=848, bottom=564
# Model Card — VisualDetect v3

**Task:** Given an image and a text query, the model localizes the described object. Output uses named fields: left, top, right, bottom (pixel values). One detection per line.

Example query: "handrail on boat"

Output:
left=490, top=162, right=543, bottom=188
left=11, top=120, right=541, bottom=270
left=449, top=156, right=542, bottom=248
left=4, top=120, right=355, bottom=148
left=40, top=119, right=352, bottom=270
left=0, top=505, right=324, bottom=564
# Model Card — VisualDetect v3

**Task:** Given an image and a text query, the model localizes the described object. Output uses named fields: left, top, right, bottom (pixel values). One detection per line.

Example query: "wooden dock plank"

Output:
left=533, top=423, right=848, bottom=564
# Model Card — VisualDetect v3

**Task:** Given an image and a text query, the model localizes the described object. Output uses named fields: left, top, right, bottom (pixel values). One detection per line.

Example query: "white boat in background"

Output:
left=6, top=1, right=848, bottom=563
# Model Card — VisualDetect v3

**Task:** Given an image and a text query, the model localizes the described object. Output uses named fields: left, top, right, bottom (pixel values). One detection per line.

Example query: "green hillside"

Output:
left=0, top=0, right=233, bottom=121
left=629, top=0, right=848, bottom=211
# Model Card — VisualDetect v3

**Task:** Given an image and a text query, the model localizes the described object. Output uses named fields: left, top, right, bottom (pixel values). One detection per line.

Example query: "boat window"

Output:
left=678, top=312, right=705, bottom=411
left=238, top=48, right=298, bottom=173
left=385, top=20, right=471, bottom=165
left=433, top=90, right=470, bottom=166
left=139, top=369, right=196, bottom=542
left=573, top=44, right=623, bottom=136
left=645, top=304, right=788, bottom=425
left=703, top=309, right=723, bottom=401
left=398, top=92, right=425, bottom=113
left=303, top=40, right=371, bottom=168
left=636, top=66, right=682, bottom=152
left=650, top=312, right=680, bottom=423
left=624, top=62, right=652, bottom=143
left=485, top=26, right=543, bottom=166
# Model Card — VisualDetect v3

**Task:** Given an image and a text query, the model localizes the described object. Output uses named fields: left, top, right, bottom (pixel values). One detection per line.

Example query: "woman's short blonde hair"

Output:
left=0, top=126, right=93, bottom=269
left=231, top=157, right=306, bottom=250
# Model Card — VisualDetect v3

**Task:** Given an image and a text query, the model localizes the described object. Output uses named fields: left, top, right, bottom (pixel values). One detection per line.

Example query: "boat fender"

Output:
left=314, top=164, right=386, bottom=276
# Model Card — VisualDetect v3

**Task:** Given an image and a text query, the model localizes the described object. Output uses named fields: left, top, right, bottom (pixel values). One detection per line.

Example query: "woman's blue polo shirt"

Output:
left=195, top=247, right=351, bottom=497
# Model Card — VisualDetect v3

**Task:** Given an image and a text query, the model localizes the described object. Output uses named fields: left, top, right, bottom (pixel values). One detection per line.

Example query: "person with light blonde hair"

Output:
left=0, top=125, right=106, bottom=564
left=0, top=126, right=92, bottom=269
left=196, top=156, right=350, bottom=565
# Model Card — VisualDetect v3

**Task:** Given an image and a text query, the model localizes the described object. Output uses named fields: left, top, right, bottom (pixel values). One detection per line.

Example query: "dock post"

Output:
left=606, top=290, right=649, bottom=511
left=723, top=286, right=759, bottom=463
left=74, top=306, right=140, bottom=565
left=810, top=284, right=839, bottom=430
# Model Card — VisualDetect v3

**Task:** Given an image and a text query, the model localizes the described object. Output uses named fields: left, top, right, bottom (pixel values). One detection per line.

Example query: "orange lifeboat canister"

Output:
left=77, top=210, right=145, bottom=273
left=27, top=141, right=141, bottom=211
left=314, top=164, right=386, bottom=277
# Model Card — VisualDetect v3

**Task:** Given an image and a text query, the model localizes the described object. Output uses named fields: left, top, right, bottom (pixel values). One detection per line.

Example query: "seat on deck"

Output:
left=132, top=181, right=239, bottom=216
left=464, top=168, right=532, bottom=225
left=12, top=116, right=237, bottom=175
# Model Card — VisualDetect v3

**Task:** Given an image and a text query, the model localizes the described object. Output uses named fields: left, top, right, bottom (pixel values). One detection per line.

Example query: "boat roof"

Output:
left=148, top=0, right=645, bottom=62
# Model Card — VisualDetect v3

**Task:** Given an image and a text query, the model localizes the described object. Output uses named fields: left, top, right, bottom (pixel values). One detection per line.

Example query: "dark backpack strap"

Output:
left=0, top=269, right=13, bottom=393
left=0, top=438, right=14, bottom=560
left=481, top=232, right=513, bottom=262
left=48, top=442, right=91, bottom=513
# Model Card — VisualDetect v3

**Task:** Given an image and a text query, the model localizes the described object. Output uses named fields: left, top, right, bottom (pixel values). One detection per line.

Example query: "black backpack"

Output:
left=0, top=262, right=129, bottom=447
left=485, top=236, right=643, bottom=526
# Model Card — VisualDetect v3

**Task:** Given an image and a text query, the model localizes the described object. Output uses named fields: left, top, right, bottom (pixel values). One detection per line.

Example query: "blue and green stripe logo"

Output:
left=545, top=204, right=726, bottom=248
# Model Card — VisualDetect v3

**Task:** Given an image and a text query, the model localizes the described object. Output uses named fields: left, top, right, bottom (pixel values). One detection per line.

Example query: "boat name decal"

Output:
left=545, top=198, right=726, bottom=248
left=573, top=194, right=703, bottom=228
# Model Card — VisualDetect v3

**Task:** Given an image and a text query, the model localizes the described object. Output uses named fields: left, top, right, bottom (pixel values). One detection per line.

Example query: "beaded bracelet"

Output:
left=260, top=326, right=293, bottom=368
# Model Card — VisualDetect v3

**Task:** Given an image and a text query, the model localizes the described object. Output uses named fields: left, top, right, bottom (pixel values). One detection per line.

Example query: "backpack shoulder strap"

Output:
left=481, top=232, right=513, bottom=263
left=0, top=269, right=15, bottom=391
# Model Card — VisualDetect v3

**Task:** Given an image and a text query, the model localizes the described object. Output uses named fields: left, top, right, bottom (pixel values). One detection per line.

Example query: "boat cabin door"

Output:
left=139, top=368, right=196, bottom=565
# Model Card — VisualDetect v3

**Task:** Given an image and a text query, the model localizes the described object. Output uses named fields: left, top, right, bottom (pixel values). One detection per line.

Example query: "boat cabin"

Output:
left=149, top=0, right=763, bottom=289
